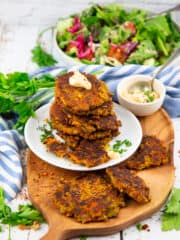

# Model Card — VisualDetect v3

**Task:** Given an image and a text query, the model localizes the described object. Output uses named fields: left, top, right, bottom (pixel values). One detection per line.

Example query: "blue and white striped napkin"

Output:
left=0, top=118, right=25, bottom=201
left=0, top=64, right=179, bottom=201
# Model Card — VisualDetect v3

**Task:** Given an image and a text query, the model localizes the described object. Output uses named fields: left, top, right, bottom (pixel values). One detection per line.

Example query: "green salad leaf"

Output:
left=145, top=16, right=171, bottom=40
left=57, top=30, right=73, bottom=49
left=127, top=40, right=157, bottom=65
left=56, top=3, right=180, bottom=66
left=56, top=17, right=73, bottom=33
left=99, top=25, right=131, bottom=44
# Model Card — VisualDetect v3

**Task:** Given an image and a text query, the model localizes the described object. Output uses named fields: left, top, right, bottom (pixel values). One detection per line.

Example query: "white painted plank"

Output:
left=0, top=0, right=179, bottom=26
left=0, top=23, right=39, bottom=73
left=123, top=212, right=180, bottom=240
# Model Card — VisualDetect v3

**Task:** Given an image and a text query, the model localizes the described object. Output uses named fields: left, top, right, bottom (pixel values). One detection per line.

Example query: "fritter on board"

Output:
left=106, top=167, right=150, bottom=203
left=120, top=135, right=169, bottom=170
left=53, top=173, right=125, bottom=223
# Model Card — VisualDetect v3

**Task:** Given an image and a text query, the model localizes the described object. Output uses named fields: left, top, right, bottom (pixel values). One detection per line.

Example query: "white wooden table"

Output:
left=0, top=1, right=180, bottom=240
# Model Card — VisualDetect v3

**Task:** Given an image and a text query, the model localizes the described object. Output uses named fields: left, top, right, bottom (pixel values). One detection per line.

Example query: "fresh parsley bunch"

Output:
left=0, top=188, right=45, bottom=239
left=0, top=72, right=56, bottom=132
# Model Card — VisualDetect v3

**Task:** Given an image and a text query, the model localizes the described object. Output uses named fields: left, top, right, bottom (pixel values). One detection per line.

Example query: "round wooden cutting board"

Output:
left=27, top=108, right=174, bottom=240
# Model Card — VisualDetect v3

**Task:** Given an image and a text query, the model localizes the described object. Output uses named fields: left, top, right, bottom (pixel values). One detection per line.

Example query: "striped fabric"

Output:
left=0, top=121, right=25, bottom=201
left=0, top=64, right=179, bottom=201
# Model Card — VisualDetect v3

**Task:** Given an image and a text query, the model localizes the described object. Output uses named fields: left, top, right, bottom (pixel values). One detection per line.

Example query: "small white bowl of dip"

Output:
left=117, top=75, right=166, bottom=116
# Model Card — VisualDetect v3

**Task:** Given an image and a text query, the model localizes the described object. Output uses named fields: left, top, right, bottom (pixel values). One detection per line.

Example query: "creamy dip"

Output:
left=123, top=83, right=159, bottom=103
left=69, top=70, right=92, bottom=90
left=107, top=150, right=120, bottom=159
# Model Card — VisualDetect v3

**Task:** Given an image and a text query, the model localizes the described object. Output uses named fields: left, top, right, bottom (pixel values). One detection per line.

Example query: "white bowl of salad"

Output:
left=54, top=3, right=180, bottom=67
left=117, top=74, right=166, bottom=116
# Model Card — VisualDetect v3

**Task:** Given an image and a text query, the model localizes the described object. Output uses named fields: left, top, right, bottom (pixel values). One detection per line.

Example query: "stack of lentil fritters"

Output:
left=47, top=71, right=121, bottom=167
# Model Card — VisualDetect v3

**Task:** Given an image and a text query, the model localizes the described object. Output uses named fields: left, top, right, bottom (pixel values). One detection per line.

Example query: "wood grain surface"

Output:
left=27, top=108, right=174, bottom=240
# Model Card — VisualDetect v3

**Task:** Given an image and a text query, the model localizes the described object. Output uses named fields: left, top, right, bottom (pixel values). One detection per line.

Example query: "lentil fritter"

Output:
left=68, top=139, right=110, bottom=167
left=53, top=173, right=126, bottom=223
left=58, top=99, right=113, bottom=116
left=106, top=167, right=150, bottom=203
left=50, top=101, right=121, bottom=132
left=55, top=72, right=112, bottom=113
left=43, top=137, right=68, bottom=158
left=50, top=101, right=120, bottom=139
left=120, top=135, right=169, bottom=170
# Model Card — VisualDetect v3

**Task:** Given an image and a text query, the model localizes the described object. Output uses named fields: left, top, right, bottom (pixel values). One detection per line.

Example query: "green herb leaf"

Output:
left=31, top=44, right=57, bottom=67
left=161, top=188, right=180, bottom=231
left=0, top=187, right=45, bottom=227
left=2, top=204, right=45, bottom=226
left=136, top=222, right=142, bottom=231
left=164, top=188, right=180, bottom=215
left=80, top=236, right=87, bottom=240
left=0, top=72, right=57, bottom=132
left=162, top=213, right=180, bottom=231
left=0, top=188, right=12, bottom=219
left=111, top=139, right=132, bottom=155
left=38, top=121, right=54, bottom=142
left=144, top=90, right=155, bottom=102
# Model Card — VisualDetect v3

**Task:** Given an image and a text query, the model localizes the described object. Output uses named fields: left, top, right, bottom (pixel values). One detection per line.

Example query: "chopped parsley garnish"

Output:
left=144, top=90, right=155, bottom=102
left=111, top=139, right=132, bottom=154
left=136, top=222, right=142, bottom=231
left=161, top=188, right=180, bottom=231
left=80, top=236, right=87, bottom=240
left=38, top=121, right=53, bottom=142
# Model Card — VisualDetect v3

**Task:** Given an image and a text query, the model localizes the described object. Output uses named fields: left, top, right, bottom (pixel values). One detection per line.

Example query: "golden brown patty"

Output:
left=120, top=135, right=169, bottom=170
left=57, top=132, right=80, bottom=149
left=55, top=72, right=112, bottom=113
left=52, top=120, right=117, bottom=139
left=50, top=101, right=120, bottom=140
left=106, top=167, right=150, bottom=203
left=57, top=98, right=113, bottom=116
left=68, top=139, right=110, bottom=167
left=53, top=173, right=125, bottom=223
left=50, top=101, right=121, bottom=132
left=43, top=137, right=68, bottom=158
left=57, top=131, right=113, bottom=149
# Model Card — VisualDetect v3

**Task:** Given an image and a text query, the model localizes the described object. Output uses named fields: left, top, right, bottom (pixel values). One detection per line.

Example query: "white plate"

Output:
left=24, top=102, right=142, bottom=171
